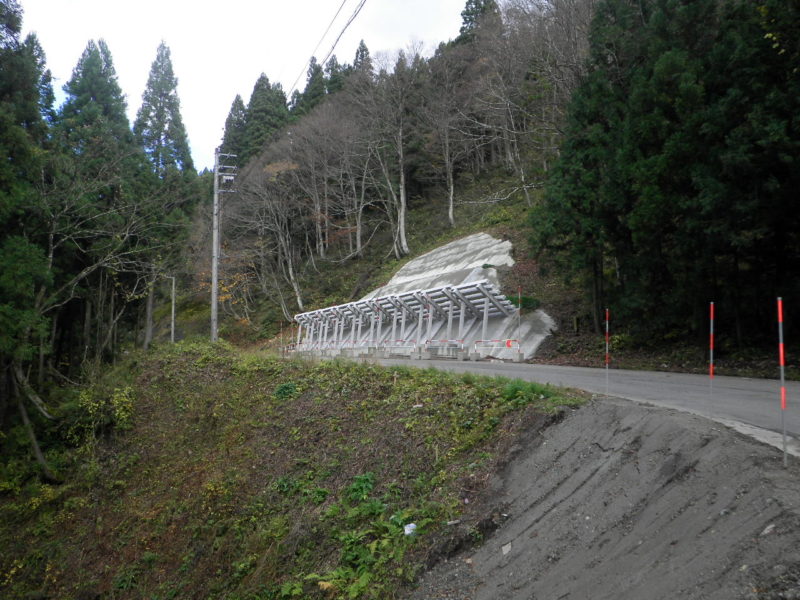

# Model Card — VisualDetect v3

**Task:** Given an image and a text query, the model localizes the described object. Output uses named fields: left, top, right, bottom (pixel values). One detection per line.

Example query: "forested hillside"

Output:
left=1, top=1, right=207, bottom=480
left=1, top=0, right=799, bottom=582
left=535, top=0, right=799, bottom=341
left=210, top=0, right=798, bottom=345
left=211, top=0, right=593, bottom=322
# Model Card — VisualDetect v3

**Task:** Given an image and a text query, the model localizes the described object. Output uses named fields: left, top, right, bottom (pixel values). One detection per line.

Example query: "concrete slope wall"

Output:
left=363, top=233, right=554, bottom=360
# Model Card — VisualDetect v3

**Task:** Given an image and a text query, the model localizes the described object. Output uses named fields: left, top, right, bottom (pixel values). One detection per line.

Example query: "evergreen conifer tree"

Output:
left=242, top=73, right=288, bottom=164
left=134, top=41, right=194, bottom=175
left=0, top=0, right=50, bottom=360
left=325, top=55, right=345, bottom=95
left=352, top=40, right=372, bottom=74
left=221, top=94, right=246, bottom=159
left=60, top=39, right=131, bottom=145
left=458, top=0, right=499, bottom=38
left=291, top=57, right=326, bottom=117
left=24, top=33, right=55, bottom=125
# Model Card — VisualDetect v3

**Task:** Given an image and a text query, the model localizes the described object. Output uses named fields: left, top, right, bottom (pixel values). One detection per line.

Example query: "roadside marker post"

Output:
left=709, top=301, right=715, bottom=414
left=778, top=297, right=787, bottom=467
left=517, top=287, right=522, bottom=353
left=605, top=308, right=610, bottom=397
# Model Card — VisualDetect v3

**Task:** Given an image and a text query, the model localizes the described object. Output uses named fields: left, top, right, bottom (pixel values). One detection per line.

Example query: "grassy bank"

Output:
left=0, top=340, right=582, bottom=599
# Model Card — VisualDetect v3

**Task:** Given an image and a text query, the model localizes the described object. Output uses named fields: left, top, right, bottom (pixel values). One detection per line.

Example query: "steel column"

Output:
left=482, top=297, right=490, bottom=341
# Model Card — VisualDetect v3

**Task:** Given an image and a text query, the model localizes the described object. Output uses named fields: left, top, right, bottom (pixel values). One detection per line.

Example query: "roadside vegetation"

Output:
left=0, top=340, right=582, bottom=599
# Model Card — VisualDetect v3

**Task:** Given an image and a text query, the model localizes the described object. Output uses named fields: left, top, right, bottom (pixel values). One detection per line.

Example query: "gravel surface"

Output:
left=406, top=397, right=800, bottom=600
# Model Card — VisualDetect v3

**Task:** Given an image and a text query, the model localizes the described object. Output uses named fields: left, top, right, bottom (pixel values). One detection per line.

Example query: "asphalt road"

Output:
left=369, top=358, right=800, bottom=455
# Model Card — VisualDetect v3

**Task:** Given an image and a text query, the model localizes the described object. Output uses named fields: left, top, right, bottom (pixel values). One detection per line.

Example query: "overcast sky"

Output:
left=20, top=0, right=466, bottom=170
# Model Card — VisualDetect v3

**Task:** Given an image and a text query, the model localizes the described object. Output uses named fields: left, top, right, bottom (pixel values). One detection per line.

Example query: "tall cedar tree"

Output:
left=134, top=41, right=194, bottom=175
left=55, top=40, right=153, bottom=360
left=242, top=74, right=289, bottom=164
left=0, top=0, right=50, bottom=361
left=291, top=56, right=326, bottom=117
left=458, top=0, right=500, bottom=39
left=221, top=94, right=246, bottom=160
left=352, top=40, right=372, bottom=74
left=60, top=39, right=131, bottom=149
left=1, top=0, right=58, bottom=481
left=324, top=55, right=345, bottom=95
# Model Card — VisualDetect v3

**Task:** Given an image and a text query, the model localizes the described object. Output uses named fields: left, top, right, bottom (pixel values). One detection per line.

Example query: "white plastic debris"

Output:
left=404, top=523, right=417, bottom=536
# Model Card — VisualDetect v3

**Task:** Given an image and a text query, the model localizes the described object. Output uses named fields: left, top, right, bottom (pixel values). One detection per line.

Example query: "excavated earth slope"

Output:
left=408, top=397, right=800, bottom=600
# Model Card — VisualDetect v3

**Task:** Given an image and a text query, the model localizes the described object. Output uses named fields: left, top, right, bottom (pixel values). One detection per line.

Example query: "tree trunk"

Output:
left=38, top=332, right=46, bottom=388
left=397, top=125, right=410, bottom=256
left=446, top=157, right=455, bottom=228
left=13, top=361, right=54, bottom=420
left=15, top=386, right=60, bottom=484
left=83, top=298, right=92, bottom=362
left=144, top=281, right=155, bottom=350
left=0, top=362, right=9, bottom=430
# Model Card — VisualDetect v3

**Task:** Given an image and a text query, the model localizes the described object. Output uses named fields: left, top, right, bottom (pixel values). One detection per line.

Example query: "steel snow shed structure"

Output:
left=291, top=279, right=517, bottom=358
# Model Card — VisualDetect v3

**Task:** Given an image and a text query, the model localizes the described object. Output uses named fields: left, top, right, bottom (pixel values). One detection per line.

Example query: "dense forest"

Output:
left=1, top=0, right=799, bottom=479
left=537, top=0, right=799, bottom=340
left=1, top=1, right=207, bottom=477
left=212, top=0, right=798, bottom=344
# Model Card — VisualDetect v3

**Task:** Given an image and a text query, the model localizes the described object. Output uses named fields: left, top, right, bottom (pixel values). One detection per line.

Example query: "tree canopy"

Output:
left=240, top=73, right=289, bottom=164
left=534, top=0, right=800, bottom=340
left=134, top=41, right=194, bottom=174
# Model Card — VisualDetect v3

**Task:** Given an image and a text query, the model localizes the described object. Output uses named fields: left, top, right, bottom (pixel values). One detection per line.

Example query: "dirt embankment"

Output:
left=408, top=398, right=800, bottom=600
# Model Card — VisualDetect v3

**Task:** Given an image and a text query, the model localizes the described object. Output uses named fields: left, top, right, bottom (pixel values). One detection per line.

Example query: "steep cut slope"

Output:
left=409, top=397, right=800, bottom=599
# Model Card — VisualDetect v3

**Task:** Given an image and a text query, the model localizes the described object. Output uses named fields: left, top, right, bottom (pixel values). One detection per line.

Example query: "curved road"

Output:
left=370, top=358, right=800, bottom=457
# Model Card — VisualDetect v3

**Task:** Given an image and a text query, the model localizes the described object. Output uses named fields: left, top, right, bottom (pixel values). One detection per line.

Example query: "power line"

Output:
left=318, top=0, right=367, bottom=72
left=287, top=0, right=350, bottom=95
left=288, top=0, right=368, bottom=97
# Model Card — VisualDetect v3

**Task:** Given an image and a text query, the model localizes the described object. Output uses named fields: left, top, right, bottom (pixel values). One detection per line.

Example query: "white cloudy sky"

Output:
left=20, top=0, right=466, bottom=170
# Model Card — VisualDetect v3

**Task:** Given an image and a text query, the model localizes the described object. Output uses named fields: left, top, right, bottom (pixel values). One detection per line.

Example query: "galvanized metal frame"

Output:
left=292, top=279, right=517, bottom=355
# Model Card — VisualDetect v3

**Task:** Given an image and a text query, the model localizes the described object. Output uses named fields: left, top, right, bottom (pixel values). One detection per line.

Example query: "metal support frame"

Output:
left=293, top=279, right=516, bottom=356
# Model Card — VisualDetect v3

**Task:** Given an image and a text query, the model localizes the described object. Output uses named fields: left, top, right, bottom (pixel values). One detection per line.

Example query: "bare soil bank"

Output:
left=407, top=398, right=800, bottom=599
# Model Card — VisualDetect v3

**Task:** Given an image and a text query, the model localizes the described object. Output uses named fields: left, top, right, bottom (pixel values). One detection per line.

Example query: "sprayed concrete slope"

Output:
left=362, top=233, right=555, bottom=360
left=408, top=397, right=800, bottom=600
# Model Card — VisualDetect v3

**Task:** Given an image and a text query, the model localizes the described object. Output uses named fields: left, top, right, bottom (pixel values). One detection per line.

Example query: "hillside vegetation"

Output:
left=5, top=0, right=798, bottom=492
left=0, top=341, right=581, bottom=599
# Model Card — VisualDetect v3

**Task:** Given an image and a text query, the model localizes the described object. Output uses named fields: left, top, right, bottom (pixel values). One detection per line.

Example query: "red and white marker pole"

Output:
left=605, top=308, right=610, bottom=396
left=709, top=302, right=715, bottom=406
left=517, top=287, right=522, bottom=347
left=778, top=297, right=787, bottom=466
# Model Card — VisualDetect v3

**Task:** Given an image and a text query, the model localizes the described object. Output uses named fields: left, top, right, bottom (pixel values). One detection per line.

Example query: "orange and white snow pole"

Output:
left=517, top=287, right=522, bottom=348
left=709, top=301, right=715, bottom=405
left=778, top=297, right=787, bottom=466
left=605, top=308, right=610, bottom=396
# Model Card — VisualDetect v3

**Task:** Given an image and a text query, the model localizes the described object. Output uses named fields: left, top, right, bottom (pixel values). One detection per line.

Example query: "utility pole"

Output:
left=211, top=147, right=237, bottom=342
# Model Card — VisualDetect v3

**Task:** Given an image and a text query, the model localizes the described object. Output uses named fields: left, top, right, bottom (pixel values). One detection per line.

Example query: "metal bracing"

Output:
left=293, top=279, right=517, bottom=353
left=477, top=282, right=514, bottom=317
